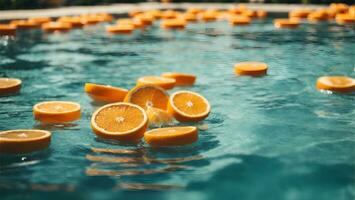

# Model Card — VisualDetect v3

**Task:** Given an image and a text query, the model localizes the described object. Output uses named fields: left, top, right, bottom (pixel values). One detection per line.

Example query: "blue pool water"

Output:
left=0, top=18, right=354, bottom=200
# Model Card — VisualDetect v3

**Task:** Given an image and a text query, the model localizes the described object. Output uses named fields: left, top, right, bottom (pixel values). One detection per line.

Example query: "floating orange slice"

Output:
left=0, top=78, right=21, bottom=95
left=136, top=76, right=176, bottom=90
left=0, top=129, right=51, bottom=154
left=33, top=101, right=81, bottom=123
left=241, top=10, right=256, bottom=18
left=256, top=10, right=267, bottom=18
left=161, top=19, right=186, bottom=29
left=85, top=83, right=128, bottom=103
left=316, top=76, right=355, bottom=93
left=28, top=17, right=51, bottom=25
left=229, top=16, right=251, bottom=26
left=200, top=11, right=218, bottom=22
left=91, top=102, right=148, bottom=142
left=168, top=91, right=210, bottom=122
left=307, top=11, right=329, bottom=22
left=146, top=107, right=173, bottom=127
left=58, top=16, right=84, bottom=28
left=144, top=126, right=198, bottom=146
left=42, top=22, right=72, bottom=33
left=181, top=13, right=198, bottom=22
left=161, top=72, right=196, bottom=86
left=335, top=14, right=355, bottom=24
left=134, top=14, right=154, bottom=26
left=234, top=62, right=268, bottom=76
left=274, top=18, right=300, bottom=28
left=117, top=18, right=144, bottom=29
left=106, top=24, right=135, bottom=34
left=161, top=10, right=179, bottom=19
left=0, top=24, right=16, bottom=36
left=186, top=8, right=202, bottom=15
left=124, top=85, right=169, bottom=110
left=129, top=9, right=143, bottom=18
left=289, top=9, right=312, bottom=19
left=10, top=20, right=38, bottom=29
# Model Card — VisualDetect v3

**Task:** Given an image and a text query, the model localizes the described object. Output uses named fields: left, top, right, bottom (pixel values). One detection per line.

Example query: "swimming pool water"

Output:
left=0, top=19, right=354, bottom=200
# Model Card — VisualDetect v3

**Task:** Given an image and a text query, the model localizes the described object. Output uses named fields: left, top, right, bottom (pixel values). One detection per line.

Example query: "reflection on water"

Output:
left=86, top=165, right=187, bottom=176
left=116, top=183, right=184, bottom=191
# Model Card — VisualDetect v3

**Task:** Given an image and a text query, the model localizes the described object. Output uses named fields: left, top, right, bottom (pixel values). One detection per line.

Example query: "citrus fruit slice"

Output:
left=91, top=102, right=148, bottom=141
left=316, top=76, right=355, bottom=93
left=0, top=78, right=21, bottom=96
left=42, top=22, right=72, bottom=33
left=33, top=101, right=81, bottom=123
left=161, top=19, right=186, bottom=29
left=0, top=129, right=51, bottom=154
left=58, top=16, right=84, bottom=28
left=146, top=107, right=173, bottom=127
left=28, top=17, right=51, bottom=25
left=161, top=72, right=196, bottom=86
left=144, top=126, right=198, bottom=146
left=124, top=85, right=169, bottom=110
left=85, top=83, right=128, bottom=103
left=10, top=20, right=38, bottom=29
left=0, top=24, right=16, bottom=36
left=136, top=76, right=176, bottom=90
left=106, top=24, right=134, bottom=34
left=168, top=91, right=210, bottom=122
left=229, top=16, right=251, bottom=26
left=234, top=61, right=268, bottom=76
left=274, top=18, right=300, bottom=28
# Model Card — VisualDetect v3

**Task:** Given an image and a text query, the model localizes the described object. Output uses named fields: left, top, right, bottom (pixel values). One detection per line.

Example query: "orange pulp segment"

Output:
left=124, top=85, right=169, bottom=110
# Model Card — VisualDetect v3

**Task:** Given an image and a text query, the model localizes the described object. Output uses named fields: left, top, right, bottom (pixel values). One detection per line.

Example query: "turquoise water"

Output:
left=0, top=18, right=354, bottom=200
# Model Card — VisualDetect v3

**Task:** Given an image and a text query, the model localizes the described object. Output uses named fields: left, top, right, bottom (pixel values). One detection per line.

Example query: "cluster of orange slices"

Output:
left=275, top=3, right=355, bottom=29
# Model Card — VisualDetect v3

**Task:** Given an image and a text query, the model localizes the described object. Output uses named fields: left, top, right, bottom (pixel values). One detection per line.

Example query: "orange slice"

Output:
left=124, top=85, right=169, bottom=110
left=0, top=129, right=51, bottom=154
left=289, top=9, right=312, bottom=19
left=28, top=17, right=51, bottom=25
left=136, top=76, right=176, bottom=90
left=200, top=11, right=218, bottom=22
left=186, top=8, right=203, bottom=15
left=117, top=18, right=144, bottom=29
left=256, top=10, right=267, bottom=18
left=335, top=14, right=355, bottom=24
left=168, top=91, right=210, bottom=122
left=106, top=24, right=134, bottom=34
left=42, top=22, right=72, bottom=33
left=234, top=61, right=268, bottom=76
left=241, top=10, right=257, bottom=18
left=161, top=72, right=196, bottom=86
left=144, top=126, right=198, bottom=146
left=146, top=107, right=173, bottom=127
left=274, top=18, right=300, bottom=28
left=0, top=78, right=21, bottom=95
left=85, top=83, right=128, bottom=103
left=10, top=20, right=38, bottom=29
left=129, top=9, right=143, bottom=18
left=316, top=76, right=355, bottom=93
left=0, top=24, right=16, bottom=36
left=229, top=16, right=251, bottom=26
left=91, top=102, right=148, bottom=142
left=181, top=13, right=198, bottom=22
left=134, top=14, right=154, bottom=26
left=162, top=10, right=179, bottom=19
left=33, top=101, right=81, bottom=123
left=58, top=16, right=84, bottom=28
left=307, top=11, right=329, bottom=22
left=161, top=19, right=186, bottom=29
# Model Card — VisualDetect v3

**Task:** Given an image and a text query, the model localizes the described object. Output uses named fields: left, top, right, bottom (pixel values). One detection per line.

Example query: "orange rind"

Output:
left=124, top=84, right=169, bottom=111
left=234, top=62, right=268, bottom=76
left=0, top=129, right=51, bottom=154
left=33, top=101, right=81, bottom=123
left=168, top=91, right=210, bottom=122
left=136, top=76, right=176, bottom=90
left=91, top=102, right=148, bottom=142
left=316, top=76, right=355, bottom=93
left=0, top=78, right=21, bottom=95
left=161, top=72, right=196, bottom=86
left=85, top=83, right=128, bottom=103
left=144, top=126, right=198, bottom=147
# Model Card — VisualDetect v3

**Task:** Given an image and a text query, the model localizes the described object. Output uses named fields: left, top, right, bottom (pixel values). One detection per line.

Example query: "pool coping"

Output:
left=0, top=2, right=327, bottom=20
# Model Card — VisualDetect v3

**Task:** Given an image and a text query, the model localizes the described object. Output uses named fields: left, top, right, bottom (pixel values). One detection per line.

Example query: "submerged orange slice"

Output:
left=91, top=102, right=148, bottom=141
left=274, top=18, right=300, bottom=28
left=144, top=126, right=198, bottom=146
left=137, top=76, right=176, bottom=90
left=316, top=76, right=355, bottom=93
left=0, top=129, right=51, bottom=154
left=0, top=78, right=21, bottom=95
left=146, top=107, right=173, bottom=127
left=124, top=85, right=169, bottom=110
left=168, top=91, right=210, bottom=122
left=161, top=72, right=196, bottom=86
left=85, top=83, right=128, bottom=103
left=0, top=24, right=16, bottom=36
left=234, top=61, right=268, bottom=76
left=106, top=24, right=135, bottom=34
left=33, top=101, right=81, bottom=123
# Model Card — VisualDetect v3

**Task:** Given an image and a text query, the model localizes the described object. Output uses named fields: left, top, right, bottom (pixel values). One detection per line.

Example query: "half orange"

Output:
left=124, top=85, right=169, bottom=110
left=316, top=76, right=355, bottom=93
left=144, top=126, right=198, bottom=146
left=136, top=76, right=176, bottom=90
left=91, top=102, right=148, bottom=142
left=33, top=101, right=81, bottom=123
left=0, top=78, right=21, bottom=96
left=234, top=61, right=268, bottom=76
left=85, top=83, right=128, bottom=103
left=0, top=129, right=51, bottom=154
left=168, top=91, right=210, bottom=122
left=161, top=72, right=196, bottom=86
